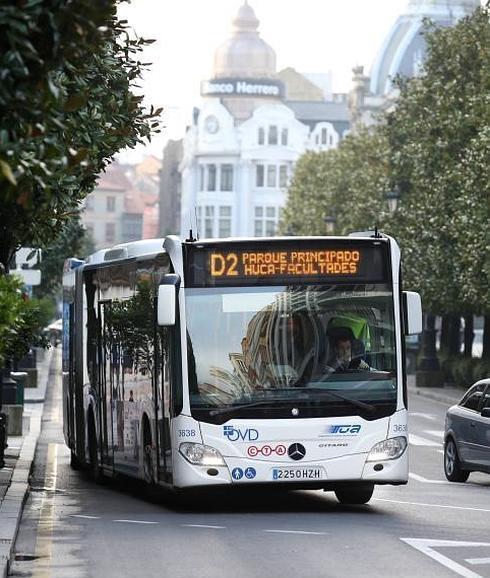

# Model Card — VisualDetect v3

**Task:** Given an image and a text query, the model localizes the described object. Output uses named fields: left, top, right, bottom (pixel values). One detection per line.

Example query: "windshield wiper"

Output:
left=209, top=398, right=293, bottom=417
left=305, top=388, right=376, bottom=415
left=208, top=389, right=375, bottom=417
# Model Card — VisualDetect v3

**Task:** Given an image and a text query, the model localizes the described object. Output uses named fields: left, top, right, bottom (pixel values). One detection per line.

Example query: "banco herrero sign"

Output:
left=201, top=78, right=285, bottom=99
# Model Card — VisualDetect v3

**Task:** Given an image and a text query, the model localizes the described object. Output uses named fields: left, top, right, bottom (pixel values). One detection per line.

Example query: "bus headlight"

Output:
left=366, top=436, right=407, bottom=461
left=179, top=442, right=226, bottom=466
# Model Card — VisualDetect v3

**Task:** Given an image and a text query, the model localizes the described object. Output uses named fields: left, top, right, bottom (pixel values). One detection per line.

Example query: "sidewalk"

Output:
left=407, top=374, right=464, bottom=405
left=0, top=345, right=54, bottom=578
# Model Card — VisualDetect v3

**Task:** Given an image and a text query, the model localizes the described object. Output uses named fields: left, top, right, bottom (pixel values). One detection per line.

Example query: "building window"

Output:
left=199, top=166, right=205, bottom=191
left=220, top=164, right=234, bottom=191
left=85, top=196, right=94, bottom=211
left=256, top=164, right=264, bottom=187
left=105, top=222, right=115, bottom=243
left=258, top=127, right=265, bottom=145
left=279, top=165, right=288, bottom=188
left=107, top=196, right=116, bottom=212
left=218, top=206, right=232, bottom=237
left=85, top=223, right=94, bottom=236
left=254, top=206, right=279, bottom=237
left=321, top=128, right=328, bottom=145
left=268, top=125, right=278, bottom=145
left=205, top=206, right=214, bottom=237
left=206, top=164, right=217, bottom=191
left=281, top=128, right=288, bottom=146
left=267, top=165, right=277, bottom=188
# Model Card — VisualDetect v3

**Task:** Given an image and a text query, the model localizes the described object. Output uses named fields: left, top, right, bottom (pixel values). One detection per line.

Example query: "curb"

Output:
left=0, top=348, right=53, bottom=578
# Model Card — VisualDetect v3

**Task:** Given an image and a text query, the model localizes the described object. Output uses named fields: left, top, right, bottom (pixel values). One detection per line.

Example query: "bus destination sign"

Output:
left=211, top=249, right=361, bottom=278
left=186, top=242, right=388, bottom=287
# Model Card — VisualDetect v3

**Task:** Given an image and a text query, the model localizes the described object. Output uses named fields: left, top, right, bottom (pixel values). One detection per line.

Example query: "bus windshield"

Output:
left=185, top=284, right=397, bottom=423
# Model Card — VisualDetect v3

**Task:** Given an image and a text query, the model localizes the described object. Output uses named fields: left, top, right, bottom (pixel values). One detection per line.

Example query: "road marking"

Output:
left=409, top=473, right=451, bottom=485
left=466, top=559, right=490, bottom=566
left=409, top=434, right=440, bottom=447
left=182, top=524, right=226, bottom=529
left=70, top=514, right=101, bottom=519
left=375, top=498, right=490, bottom=513
left=425, top=429, right=444, bottom=438
left=112, top=520, right=158, bottom=524
left=401, top=538, right=490, bottom=578
left=264, top=529, right=328, bottom=535
left=410, top=412, right=438, bottom=420
left=33, top=443, right=59, bottom=578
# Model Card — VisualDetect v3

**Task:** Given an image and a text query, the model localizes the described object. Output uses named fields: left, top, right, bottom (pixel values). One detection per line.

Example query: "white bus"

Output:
left=62, top=233, right=422, bottom=504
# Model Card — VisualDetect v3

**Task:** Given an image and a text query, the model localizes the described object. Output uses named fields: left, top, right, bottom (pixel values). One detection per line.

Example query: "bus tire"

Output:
left=70, top=450, right=82, bottom=470
left=334, top=484, right=374, bottom=505
left=88, top=412, right=103, bottom=484
left=142, top=416, right=156, bottom=485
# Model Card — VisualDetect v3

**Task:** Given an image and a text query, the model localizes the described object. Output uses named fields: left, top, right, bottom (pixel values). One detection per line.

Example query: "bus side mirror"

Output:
left=157, top=280, right=178, bottom=326
left=403, top=291, right=422, bottom=335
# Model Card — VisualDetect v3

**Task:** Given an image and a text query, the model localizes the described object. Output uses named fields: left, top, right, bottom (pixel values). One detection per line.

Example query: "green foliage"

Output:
left=0, top=0, right=161, bottom=269
left=282, top=7, right=489, bottom=317
left=385, top=7, right=490, bottom=314
left=441, top=354, right=490, bottom=387
left=280, top=127, right=390, bottom=236
left=0, top=275, right=49, bottom=366
left=35, top=212, right=95, bottom=301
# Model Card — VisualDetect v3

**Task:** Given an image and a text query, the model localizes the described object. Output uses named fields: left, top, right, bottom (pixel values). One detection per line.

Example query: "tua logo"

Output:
left=223, top=426, right=259, bottom=442
left=327, top=425, right=362, bottom=435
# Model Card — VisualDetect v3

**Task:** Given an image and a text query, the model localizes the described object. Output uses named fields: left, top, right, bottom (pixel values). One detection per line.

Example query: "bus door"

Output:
left=97, top=301, right=113, bottom=469
left=156, top=326, right=172, bottom=483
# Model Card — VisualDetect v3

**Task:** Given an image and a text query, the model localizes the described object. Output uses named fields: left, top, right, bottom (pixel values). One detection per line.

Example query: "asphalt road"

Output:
left=9, top=353, right=490, bottom=578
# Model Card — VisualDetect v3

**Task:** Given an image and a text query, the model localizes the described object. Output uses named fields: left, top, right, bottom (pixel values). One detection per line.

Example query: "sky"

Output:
left=117, top=0, right=412, bottom=160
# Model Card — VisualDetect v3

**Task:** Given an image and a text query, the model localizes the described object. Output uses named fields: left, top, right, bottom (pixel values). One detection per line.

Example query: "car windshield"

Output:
left=185, top=284, right=397, bottom=423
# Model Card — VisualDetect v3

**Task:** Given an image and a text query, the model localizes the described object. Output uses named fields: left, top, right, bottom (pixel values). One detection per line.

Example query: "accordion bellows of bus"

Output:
left=62, top=232, right=422, bottom=505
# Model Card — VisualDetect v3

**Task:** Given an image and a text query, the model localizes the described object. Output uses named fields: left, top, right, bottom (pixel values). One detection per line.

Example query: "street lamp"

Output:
left=385, top=188, right=400, bottom=214
left=324, top=215, right=337, bottom=235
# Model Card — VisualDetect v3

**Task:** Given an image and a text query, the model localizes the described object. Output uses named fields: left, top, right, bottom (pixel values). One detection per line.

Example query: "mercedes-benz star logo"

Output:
left=288, top=443, right=306, bottom=461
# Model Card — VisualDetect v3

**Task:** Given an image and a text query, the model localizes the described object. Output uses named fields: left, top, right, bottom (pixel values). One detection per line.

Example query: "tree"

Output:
left=385, top=7, right=489, bottom=314
left=280, top=127, right=390, bottom=237
left=0, top=0, right=161, bottom=270
left=384, top=6, right=490, bottom=357
left=0, top=276, right=48, bottom=368
left=35, top=213, right=95, bottom=303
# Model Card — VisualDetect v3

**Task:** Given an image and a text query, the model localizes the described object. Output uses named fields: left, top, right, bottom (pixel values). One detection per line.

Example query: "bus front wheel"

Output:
left=334, top=484, right=374, bottom=505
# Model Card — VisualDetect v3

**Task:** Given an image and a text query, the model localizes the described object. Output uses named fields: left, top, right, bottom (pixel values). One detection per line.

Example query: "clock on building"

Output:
left=205, top=115, right=220, bottom=134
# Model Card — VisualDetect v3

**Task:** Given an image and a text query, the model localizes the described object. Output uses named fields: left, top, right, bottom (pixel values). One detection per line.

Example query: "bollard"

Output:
left=0, top=412, right=7, bottom=468
left=11, top=372, right=26, bottom=405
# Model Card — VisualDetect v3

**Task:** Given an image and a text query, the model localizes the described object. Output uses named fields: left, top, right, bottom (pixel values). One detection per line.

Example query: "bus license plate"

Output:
left=272, top=467, right=325, bottom=481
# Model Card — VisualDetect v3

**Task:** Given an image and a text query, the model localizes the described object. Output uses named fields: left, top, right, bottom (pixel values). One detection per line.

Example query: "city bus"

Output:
left=62, top=232, right=422, bottom=504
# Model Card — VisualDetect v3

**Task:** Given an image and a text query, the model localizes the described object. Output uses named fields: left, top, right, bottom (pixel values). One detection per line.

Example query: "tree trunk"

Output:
left=418, top=313, right=440, bottom=371
left=463, top=315, right=474, bottom=358
left=440, top=314, right=461, bottom=357
left=483, top=315, right=490, bottom=360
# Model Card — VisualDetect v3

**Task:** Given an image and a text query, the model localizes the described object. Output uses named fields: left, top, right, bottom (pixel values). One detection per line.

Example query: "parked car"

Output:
left=444, top=379, right=490, bottom=482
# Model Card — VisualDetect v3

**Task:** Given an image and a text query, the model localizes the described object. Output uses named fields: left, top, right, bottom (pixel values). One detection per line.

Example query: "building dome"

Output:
left=213, top=1, right=276, bottom=79
left=370, top=0, right=480, bottom=95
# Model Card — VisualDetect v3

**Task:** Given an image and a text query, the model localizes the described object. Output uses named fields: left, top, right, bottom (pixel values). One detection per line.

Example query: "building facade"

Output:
left=349, top=0, right=481, bottom=128
left=177, top=2, right=350, bottom=239
left=82, top=159, right=159, bottom=250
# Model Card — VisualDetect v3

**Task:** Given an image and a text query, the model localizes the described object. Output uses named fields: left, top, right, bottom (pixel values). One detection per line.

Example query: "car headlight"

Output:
left=179, top=442, right=226, bottom=466
left=366, top=436, right=407, bottom=461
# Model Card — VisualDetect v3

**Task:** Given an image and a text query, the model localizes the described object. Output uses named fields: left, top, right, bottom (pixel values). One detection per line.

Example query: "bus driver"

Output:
left=323, top=327, right=371, bottom=373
